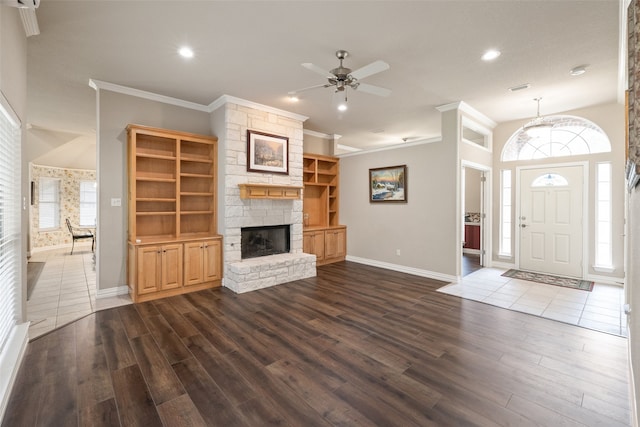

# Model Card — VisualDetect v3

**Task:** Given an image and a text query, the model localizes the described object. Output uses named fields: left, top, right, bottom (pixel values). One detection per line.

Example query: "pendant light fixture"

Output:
left=522, top=97, right=553, bottom=138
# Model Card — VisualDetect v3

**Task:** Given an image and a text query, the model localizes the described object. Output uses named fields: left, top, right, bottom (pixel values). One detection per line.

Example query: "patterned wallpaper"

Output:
left=31, top=164, right=96, bottom=249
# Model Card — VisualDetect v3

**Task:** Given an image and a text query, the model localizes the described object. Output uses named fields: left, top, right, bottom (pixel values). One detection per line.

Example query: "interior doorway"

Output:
left=461, top=164, right=489, bottom=276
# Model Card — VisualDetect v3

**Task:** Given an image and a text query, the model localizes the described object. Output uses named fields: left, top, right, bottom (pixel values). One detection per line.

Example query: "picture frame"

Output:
left=246, top=130, right=289, bottom=175
left=369, top=165, right=407, bottom=203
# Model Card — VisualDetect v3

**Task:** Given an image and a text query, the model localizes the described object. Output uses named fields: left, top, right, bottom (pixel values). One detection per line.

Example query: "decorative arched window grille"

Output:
left=501, top=115, right=611, bottom=161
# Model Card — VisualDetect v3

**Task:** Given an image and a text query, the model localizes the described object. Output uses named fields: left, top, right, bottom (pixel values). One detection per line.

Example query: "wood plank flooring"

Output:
left=3, top=261, right=631, bottom=426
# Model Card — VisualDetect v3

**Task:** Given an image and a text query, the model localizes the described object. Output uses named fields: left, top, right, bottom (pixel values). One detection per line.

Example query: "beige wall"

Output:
left=96, top=90, right=211, bottom=291
left=30, top=165, right=96, bottom=249
left=340, top=138, right=458, bottom=279
left=491, top=102, right=625, bottom=280
left=303, top=133, right=332, bottom=155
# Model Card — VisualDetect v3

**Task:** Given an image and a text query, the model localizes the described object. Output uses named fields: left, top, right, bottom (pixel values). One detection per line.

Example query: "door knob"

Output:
left=520, top=224, right=528, bottom=228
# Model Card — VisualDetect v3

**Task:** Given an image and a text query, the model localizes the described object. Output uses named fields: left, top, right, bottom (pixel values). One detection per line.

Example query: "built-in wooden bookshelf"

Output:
left=302, top=153, right=346, bottom=265
left=127, top=124, right=222, bottom=302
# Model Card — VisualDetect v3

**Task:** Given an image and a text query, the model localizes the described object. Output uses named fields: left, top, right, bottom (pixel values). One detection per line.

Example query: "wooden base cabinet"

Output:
left=303, top=226, right=346, bottom=266
left=184, top=239, right=222, bottom=287
left=128, top=237, right=222, bottom=302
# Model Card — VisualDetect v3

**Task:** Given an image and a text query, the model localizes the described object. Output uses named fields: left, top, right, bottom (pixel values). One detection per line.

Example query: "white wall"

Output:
left=464, top=168, right=482, bottom=213
left=96, top=90, right=211, bottom=291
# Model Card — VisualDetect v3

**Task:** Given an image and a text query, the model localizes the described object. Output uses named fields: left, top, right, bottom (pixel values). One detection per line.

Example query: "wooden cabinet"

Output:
left=303, top=226, right=346, bottom=266
left=184, top=239, right=222, bottom=287
left=127, top=124, right=222, bottom=302
left=135, top=244, right=183, bottom=295
left=302, top=153, right=346, bottom=265
left=303, top=230, right=325, bottom=263
left=464, top=224, right=481, bottom=250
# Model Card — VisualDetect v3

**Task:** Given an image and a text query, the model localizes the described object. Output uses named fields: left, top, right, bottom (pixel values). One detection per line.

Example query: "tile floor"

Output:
left=27, top=244, right=132, bottom=339
left=438, top=267, right=627, bottom=337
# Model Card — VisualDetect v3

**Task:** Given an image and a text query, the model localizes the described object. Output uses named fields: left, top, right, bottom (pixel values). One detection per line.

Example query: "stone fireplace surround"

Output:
left=213, top=99, right=316, bottom=293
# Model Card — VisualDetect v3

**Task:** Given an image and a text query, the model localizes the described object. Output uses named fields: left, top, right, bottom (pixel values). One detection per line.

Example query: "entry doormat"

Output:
left=501, top=269, right=594, bottom=291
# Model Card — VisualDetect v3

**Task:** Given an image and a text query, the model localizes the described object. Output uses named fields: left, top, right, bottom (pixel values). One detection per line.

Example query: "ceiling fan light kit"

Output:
left=291, top=50, right=391, bottom=108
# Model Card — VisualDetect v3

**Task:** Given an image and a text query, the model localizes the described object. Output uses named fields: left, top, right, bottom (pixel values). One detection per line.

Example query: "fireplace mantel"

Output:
left=238, top=183, right=303, bottom=200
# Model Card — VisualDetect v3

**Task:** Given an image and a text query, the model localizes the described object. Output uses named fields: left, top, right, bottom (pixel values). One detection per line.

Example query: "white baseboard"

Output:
left=96, top=285, right=129, bottom=299
left=490, top=260, right=515, bottom=270
left=463, top=248, right=481, bottom=255
left=345, top=255, right=457, bottom=283
left=628, top=327, right=639, bottom=427
left=0, top=322, right=29, bottom=423
left=585, top=273, right=625, bottom=286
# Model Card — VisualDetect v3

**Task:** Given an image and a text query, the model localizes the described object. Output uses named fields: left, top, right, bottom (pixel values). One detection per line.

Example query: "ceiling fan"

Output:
left=289, top=50, right=391, bottom=102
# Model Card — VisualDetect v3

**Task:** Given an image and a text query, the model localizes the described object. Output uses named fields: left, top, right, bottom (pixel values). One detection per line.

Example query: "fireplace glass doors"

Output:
left=241, top=225, right=290, bottom=259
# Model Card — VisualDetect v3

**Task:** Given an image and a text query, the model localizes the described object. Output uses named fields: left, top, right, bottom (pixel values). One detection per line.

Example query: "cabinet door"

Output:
left=137, top=246, right=160, bottom=295
left=203, top=239, right=222, bottom=282
left=325, top=229, right=346, bottom=259
left=161, top=244, right=183, bottom=290
left=183, top=241, right=204, bottom=286
left=303, top=231, right=325, bottom=261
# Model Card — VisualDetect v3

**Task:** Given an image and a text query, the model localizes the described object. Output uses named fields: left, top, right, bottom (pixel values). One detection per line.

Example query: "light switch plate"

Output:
left=111, top=198, right=121, bottom=207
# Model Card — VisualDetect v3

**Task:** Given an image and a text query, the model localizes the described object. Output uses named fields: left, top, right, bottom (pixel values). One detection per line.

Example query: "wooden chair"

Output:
left=65, top=218, right=95, bottom=254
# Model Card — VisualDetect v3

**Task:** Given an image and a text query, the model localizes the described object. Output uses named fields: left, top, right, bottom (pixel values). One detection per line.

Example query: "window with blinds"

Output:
left=79, top=180, right=97, bottom=227
left=0, top=94, right=21, bottom=357
left=38, top=177, right=60, bottom=230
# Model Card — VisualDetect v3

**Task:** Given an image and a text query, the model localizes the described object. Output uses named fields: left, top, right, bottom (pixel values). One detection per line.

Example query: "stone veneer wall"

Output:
left=217, top=102, right=315, bottom=293
left=30, top=164, right=96, bottom=249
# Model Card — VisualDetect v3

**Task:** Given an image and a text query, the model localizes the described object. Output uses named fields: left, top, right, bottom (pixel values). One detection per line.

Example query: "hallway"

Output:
left=27, top=244, right=131, bottom=339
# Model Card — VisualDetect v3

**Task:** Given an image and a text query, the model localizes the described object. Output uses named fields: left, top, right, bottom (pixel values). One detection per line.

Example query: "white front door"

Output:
left=519, top=165, right=584, bottom=278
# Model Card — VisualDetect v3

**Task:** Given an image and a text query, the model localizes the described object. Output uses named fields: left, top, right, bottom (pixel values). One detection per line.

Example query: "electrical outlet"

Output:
left=111, top=198, right=121, bottom=207
left=396, top=249, right=401, bottom=256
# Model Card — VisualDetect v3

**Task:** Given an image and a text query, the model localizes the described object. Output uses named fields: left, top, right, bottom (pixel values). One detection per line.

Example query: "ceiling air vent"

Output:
left=2, top=0, right=39, bottom=8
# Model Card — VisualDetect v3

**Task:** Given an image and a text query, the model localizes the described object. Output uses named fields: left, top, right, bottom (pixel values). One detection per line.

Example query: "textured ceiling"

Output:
left=26, top=0, right=621, bottom=162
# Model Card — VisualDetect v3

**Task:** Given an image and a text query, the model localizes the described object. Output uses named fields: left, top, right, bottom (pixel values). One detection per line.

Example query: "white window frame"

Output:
left=595, top=162, right=613, bottom=271
left=38, top=177, right=61, bottom=231
left=0, top=91, right=24, bottom=380
left=499, top=169, right=512, bottom=257
left=79, top=180, right=97, bottom=227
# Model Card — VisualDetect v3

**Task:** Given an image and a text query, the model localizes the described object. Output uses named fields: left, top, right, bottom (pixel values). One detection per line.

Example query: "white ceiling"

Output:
left=26, top=0, right=621, bottom=162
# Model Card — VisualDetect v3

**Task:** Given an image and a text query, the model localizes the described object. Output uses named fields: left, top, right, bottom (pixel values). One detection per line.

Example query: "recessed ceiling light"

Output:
left=337, top=103, right=348, bottom=112
left=287, top=92, right=299, bottom=102
left=178, top=46, right=194, bottom=58
left=569, top=65, right=588, bottom=76
left=481, top=49, right=501, bottom=61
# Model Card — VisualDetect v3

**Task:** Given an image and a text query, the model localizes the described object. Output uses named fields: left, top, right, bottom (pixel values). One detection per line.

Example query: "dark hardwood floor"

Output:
left=462, top=253, right=482, bottom=276
left=3, top=262, right=631, bottom=426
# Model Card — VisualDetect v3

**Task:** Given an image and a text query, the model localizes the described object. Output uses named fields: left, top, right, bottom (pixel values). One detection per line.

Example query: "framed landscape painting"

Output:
left=247, top=130, right=289, bottom=175
left=369, top=165, right=407, bottom=203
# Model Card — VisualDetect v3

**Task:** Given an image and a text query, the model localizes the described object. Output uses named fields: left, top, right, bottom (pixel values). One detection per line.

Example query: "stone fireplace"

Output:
left=212, top=98, right=316, bottom=293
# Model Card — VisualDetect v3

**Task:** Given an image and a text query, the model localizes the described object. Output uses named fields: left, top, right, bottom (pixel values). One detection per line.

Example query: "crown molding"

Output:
left=89, top=79, right=210, bottom=112
left=303, top=129, right=341, bottom=140
left=436, top=101, right=497, bottom=128
left=208, top=94, right=308, bottom=122
left=338, top=137, right=441, bottom=158
left=19, top=8, right=39, bottom=37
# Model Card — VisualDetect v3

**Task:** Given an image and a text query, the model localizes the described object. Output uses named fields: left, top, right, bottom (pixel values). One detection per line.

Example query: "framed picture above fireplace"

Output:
left=247, top=130, right=289, bottom=175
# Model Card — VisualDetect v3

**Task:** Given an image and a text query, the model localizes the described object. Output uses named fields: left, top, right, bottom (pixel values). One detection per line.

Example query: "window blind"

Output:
left=0, top=94, right=21, bottom=356
left=79, top=180, right=96, bottom=227
left=38, top=177, right=60, bottom=229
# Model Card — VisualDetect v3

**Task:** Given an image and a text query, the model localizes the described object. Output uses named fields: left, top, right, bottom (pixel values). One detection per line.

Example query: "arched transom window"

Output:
left=501, top=115, right=611, bottom=161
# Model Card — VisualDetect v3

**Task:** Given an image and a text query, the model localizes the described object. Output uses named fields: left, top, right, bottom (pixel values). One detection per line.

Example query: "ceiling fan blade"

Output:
left=355, top=83, right=391, bottom=97
left=288, top=84, right=330, bottom=95
left=349, top=60, right=390, bottom=80
left=301, top=63, right=334, bottom=78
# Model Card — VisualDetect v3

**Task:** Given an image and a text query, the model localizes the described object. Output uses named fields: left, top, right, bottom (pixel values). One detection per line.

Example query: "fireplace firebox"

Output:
left=241, top=225, right=290, bottom=259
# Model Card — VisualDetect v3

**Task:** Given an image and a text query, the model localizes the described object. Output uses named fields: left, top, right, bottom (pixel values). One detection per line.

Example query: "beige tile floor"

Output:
left=438, top=267, right=627, bottom=337
left=27, top=244, right=132, bottom=339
